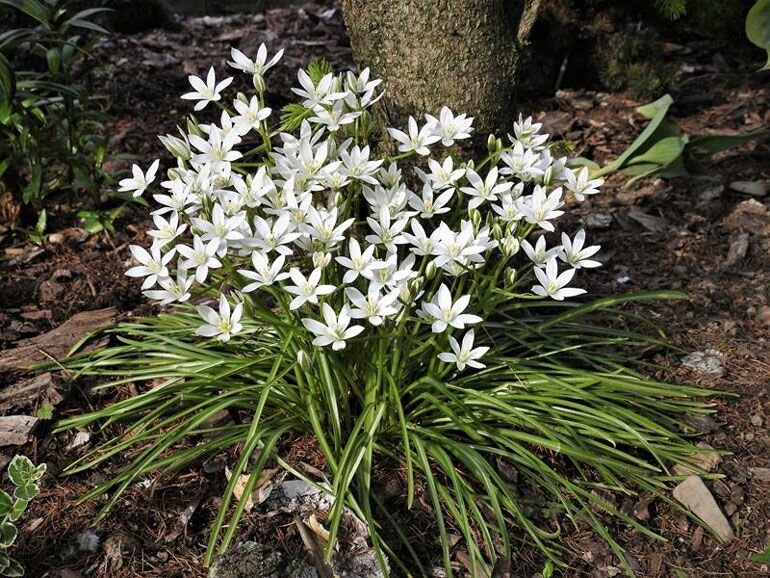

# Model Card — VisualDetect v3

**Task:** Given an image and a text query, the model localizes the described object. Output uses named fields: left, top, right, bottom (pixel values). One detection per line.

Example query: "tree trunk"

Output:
left=341, top=0, right=542, bottom=144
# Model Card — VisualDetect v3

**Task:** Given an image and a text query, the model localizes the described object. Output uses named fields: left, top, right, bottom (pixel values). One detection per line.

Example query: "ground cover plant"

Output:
left=55, top=45, right=718, bottom=576
left=0, top=0, right=134, bottom=236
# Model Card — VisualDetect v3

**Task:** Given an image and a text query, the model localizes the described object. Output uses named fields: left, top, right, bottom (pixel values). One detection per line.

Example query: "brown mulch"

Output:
left=1, top=2, right=769, bottom=577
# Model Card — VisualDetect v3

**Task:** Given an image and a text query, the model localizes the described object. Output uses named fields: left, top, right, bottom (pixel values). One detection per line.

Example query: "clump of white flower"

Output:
left=125, top=44, right=604, bottom=373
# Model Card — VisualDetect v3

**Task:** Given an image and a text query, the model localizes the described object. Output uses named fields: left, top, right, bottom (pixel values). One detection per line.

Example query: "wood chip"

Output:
left=0, top=415, right=38, bottom=446
left=0, top=308, right=116, bottom=372
left=627, top=207, right=668, bottom=233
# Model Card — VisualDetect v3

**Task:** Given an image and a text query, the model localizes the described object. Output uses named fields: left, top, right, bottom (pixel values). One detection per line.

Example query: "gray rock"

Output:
left=209, top=541, right=315, bottom=578
left=750, top=467, right=770, bottom=482
left=681, top=349, right=724, bottom=376
left=682, top=414, right=719, bottom=433
left=729, top=180, right=768, bottom=197
left=672, top=476, right=734, bottom=542
left=585, top=212, right=613, bottom=230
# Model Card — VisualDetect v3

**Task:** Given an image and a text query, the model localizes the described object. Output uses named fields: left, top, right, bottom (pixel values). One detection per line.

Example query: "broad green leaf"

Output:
left=636, top=94, right=674, bottom=120
left=7, top=456, right=35, bottom=487
left=569, top=156, right=600, bottom=171
left=747, top=0, right=770, bottom=71
left=36, top=402, right=54, bottom=420
left=35, top=208, right=46, bottom=235
left=0, top=522, right=18, bottom=547
left=626, top=135, right=688, bottom=166
left=45, top=47, right=60, bottom=74
left=7, top=499, right=26, bottom=523
left=0, top=491, right=11, bottom=516
left=3, top=557, right=24, bottom=577
left=604, top=94, right=674, bottom=172
left=12, top=483, right=39, bottom=502
left=689, top=128, right=769, bottom=156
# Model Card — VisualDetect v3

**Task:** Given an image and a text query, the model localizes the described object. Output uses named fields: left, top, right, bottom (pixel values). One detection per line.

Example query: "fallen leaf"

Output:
left=225, top=467, right=279, bottom=511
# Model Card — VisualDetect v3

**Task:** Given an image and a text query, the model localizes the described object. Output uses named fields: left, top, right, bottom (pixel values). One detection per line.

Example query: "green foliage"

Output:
left=752, top=544, right=770, bottom=563
left=0, top=0, right=115, bottom=211
left=57, top=292, right=716, bottom=576
left=599, top=34, right=674, bottom=101
left=747, top=0, right=770, bottom=70
left=654, top=0, right=688, bottom=20
left=0, top=455, right=46, bottom=577
left=575, top=94, right=768, bottom=185
left=279, top=102, right=313, bottom=132
left=306, top=58, right=334, bottom=85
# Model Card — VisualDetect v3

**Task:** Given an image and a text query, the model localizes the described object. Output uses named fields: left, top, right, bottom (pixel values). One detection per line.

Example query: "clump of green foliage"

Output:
left=599, top=33, right=674, bottom=100
left=0, top=0, right=119, bottom=217
left=0, top=456, right=46, bottom=577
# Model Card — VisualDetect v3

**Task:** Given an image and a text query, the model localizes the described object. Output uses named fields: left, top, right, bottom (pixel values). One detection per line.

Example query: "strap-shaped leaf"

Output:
left=0, top=53, right=16, bottom=103
left=0, top=0, right=49, bottom=28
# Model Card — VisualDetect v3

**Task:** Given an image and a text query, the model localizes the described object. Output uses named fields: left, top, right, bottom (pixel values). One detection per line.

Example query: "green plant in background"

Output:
left=599, top=34, right=674, bottom=101
left=575, top=94, right=768, bottom=185
left=0, top=456, right=46, bottom=577
left=747, top=0, right=770, bottom=70
left=0, top=0, right=123, bottom=220
left=654, top=0, right=688, bottom=20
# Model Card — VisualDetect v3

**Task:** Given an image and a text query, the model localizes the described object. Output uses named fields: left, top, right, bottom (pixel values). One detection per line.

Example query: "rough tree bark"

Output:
left=341, top=0, right=542, bottom=143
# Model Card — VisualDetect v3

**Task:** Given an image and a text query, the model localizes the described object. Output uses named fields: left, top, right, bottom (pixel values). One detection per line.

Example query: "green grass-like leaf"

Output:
left=55, top=294, right=715, bottom=576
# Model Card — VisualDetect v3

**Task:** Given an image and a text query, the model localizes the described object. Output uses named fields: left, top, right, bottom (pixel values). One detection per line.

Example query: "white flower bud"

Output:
left=297, top=349, right=311, bottom=371
left=409, top=277, right=422, bottom=297
left=159, top=134, right=191, bottom=161
left=491, top=223, right=503, bottom=241
left=399, top=285, right=412, bottom=303
left=487, top=134, right=498, bottom=154
left=505, top=267, right=517, bottom=287
left=312, top=251, right=331, bottom=269
left=333, top=191, right=344, bottom=207
left=501, top=236, right=520, bottom=257
left=186, top=117, right=202, bottom=138
left=468, top=208, right=482, bottom=229
left=252, top=73, right=265, bottom=92
left=425, top=261, right=437, bottom=280
left=542, top=166, right=554, bottom=186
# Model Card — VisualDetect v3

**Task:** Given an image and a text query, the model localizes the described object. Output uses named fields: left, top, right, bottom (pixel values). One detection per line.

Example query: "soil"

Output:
left=0, top=2, right=769, bottom=577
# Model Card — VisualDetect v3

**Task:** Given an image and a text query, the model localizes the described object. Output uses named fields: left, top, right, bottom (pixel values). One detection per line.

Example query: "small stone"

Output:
left=757, top=306, right=770, bottom=327
left=683, top=414, right=719, bottom=433
left=751, top=415, right=763, bottom=427
left=681, top=349, right=724, bottom=376
left=722, top=199, right=768, bottom=233
left=67, top=431, right=91, bottom=451
left=696, top=183, right=725, bottom=202
left=750, top=467, right=770, bottom=481
left=673, top=443, right=721, bottom=475
left=585, top=212, right=613, bottom=230
left=729, top=180, right=768, bottom=197
left=673, top=476, right=734, bottom=542
left=724, top=233, right=750, bottom=267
